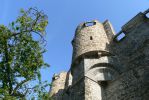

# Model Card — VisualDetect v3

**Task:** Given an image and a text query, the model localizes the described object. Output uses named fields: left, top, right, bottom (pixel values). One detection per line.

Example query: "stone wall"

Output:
left=103, top=65, right=149, bottom=100
left=49, top=72, right=67, bottom=100
left=49, top=9, right=149, bottom=100
left=101, top=12, right=149, bottom=100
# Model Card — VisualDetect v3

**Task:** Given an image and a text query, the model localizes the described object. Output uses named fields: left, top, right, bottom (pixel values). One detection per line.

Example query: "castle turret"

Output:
left=49, top=72, right=67, bottom=100
left=70, top=20, right=120, bottom=100
left=72, top=20, right=114, bottom=63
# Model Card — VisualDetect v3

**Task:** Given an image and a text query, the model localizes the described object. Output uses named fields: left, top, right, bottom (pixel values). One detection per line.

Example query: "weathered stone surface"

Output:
left=49, top=9, right=149, bottom=100
left=49, top=72, right=67, bottom=100
left=71, top=20, right=110, bottom=63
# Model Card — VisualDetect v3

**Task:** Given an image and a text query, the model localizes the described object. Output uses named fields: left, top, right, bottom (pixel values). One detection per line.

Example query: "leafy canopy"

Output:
left=0, top=8, right=50, bottom=99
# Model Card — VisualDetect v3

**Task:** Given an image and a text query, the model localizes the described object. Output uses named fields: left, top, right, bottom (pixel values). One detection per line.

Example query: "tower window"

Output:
left=114, top=32, right=126, bottom=42
left=146, top=13, right=149, bottom=18
left=144, top=8, right=149, bottom=18
left=84, top=22, right=96, bottom=27
left=90, top=36, right=93, bottom=40
left=116, top=32, right=125, bottom=41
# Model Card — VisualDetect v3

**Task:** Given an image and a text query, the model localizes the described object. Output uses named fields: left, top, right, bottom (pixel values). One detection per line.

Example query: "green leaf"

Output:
left=0, top=7, right=50, bottom=99
left=16, top=27, right=19, bottom=30
left=11, top=22, right=14, bottom=26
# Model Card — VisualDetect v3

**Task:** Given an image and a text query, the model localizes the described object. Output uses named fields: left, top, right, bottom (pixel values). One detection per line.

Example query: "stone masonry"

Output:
left=49, top=9, right=149, bottom=100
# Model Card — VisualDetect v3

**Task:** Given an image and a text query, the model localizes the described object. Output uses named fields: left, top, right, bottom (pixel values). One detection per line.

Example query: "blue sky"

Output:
left=0, top=0, right=149, bottom=88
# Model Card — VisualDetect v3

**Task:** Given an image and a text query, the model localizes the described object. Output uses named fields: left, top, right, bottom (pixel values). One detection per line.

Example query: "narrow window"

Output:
left=84, top=22, right=96, bottom=27
left=118, top=33, right=125, bottom=41
left=144, top=9, right=149, bottom=18
left=90, top=36, right=93, bottom=40
left=114, top=31, right=126, bottom=42
left=146, top=13, right=149, bottom=18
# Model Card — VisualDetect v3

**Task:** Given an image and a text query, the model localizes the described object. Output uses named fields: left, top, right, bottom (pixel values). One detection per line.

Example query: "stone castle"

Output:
left=49, top=9, right=149, bottom=100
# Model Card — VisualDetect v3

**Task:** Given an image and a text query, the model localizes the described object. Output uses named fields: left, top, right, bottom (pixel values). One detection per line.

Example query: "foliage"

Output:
left=28, top=81, right=52, bottom=100
left=0, top=8, right=50, bottom=99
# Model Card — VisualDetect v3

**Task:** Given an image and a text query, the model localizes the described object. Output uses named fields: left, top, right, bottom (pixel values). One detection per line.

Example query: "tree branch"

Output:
left=13, top=79, right=30, bottom=94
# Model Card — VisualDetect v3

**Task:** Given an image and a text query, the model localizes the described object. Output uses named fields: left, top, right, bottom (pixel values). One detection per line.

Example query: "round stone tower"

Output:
left=71, top=19, right=120, bottom=84
left=72, top=20, right=110, bottom=63
left=70, top=20, right=120, bottom=99
left=49, top=72, right=67, bottom=100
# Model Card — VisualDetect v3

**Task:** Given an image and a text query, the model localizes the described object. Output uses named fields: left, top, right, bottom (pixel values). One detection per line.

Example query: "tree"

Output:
left=0, top=8, right=50, bottom=99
